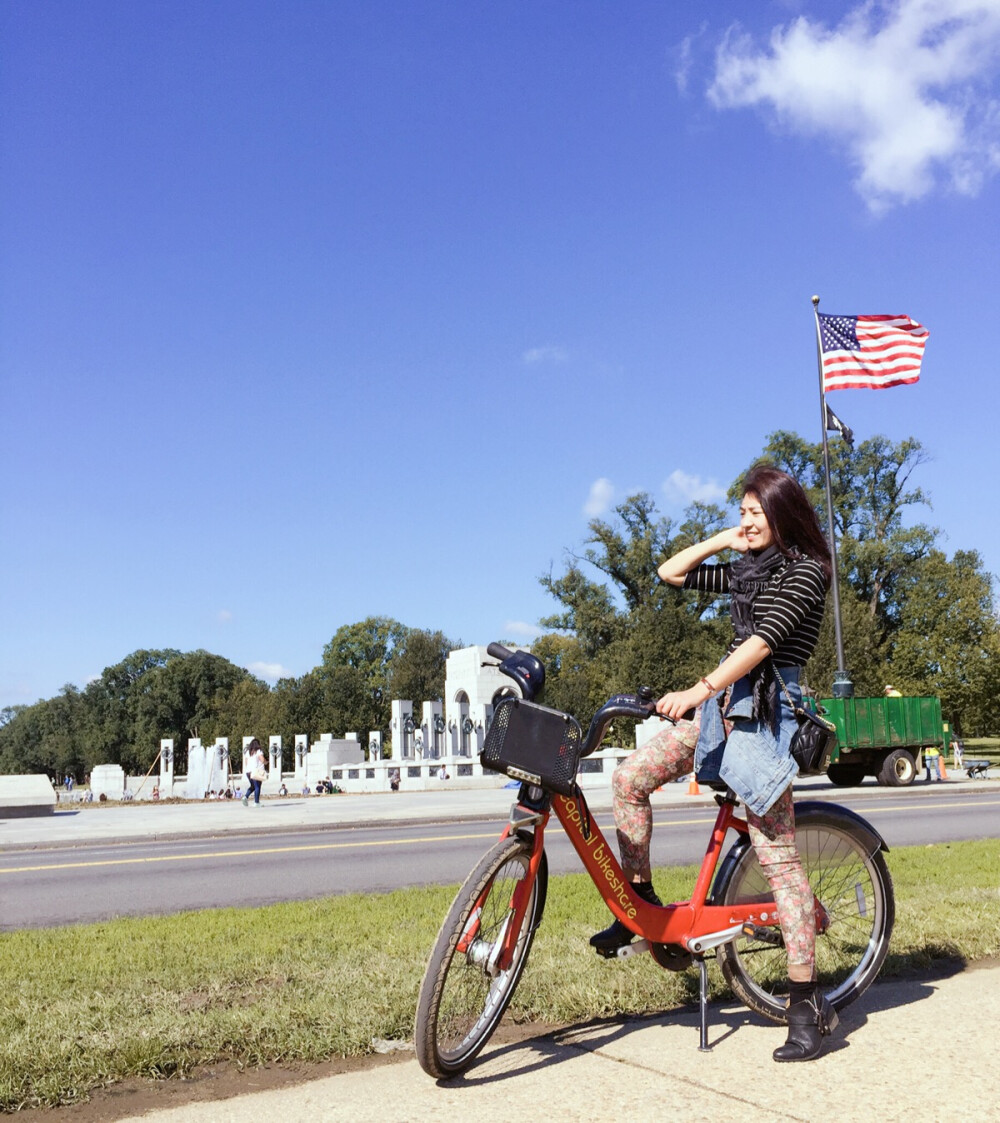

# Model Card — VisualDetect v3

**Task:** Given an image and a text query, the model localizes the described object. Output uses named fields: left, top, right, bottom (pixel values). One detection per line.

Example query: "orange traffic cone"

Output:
left=938, top=754, right=948, bottom=780
left=686, top=771, right=701, bottom=796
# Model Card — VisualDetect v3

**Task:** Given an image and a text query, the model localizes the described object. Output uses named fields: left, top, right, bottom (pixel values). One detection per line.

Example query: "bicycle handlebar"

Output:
left=580, top=692, right=662, bottom=757
left=488, top=641, right=669, bottom=756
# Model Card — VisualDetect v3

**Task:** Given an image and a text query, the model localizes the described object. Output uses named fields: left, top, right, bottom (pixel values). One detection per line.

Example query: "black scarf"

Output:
left=729, top=546, right=787, bottom=731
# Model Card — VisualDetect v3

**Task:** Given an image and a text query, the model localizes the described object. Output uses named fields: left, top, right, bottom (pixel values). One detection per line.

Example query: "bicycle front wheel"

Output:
left=716, top=806, right=894, bottom=1023
left=414, top=834, right=547, bottom=1078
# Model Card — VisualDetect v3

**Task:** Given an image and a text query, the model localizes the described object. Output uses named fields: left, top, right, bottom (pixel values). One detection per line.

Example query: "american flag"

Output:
left=819, top=313, right=928, bottom=391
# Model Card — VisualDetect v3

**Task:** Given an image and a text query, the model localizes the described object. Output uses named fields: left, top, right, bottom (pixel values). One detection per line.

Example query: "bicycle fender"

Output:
left=710, top=837, right=750, bottom=904
left=710, top=800, right=888, bottom=904
left=792, top=800, right=889, bottom=855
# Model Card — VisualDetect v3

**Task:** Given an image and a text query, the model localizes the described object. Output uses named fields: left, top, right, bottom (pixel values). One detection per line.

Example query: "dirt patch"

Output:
left=8, top=1023, right=563, bottom=1122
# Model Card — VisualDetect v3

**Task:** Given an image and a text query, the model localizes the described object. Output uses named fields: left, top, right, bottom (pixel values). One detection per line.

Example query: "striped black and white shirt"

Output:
left=683, top=556, right=827, bottom=667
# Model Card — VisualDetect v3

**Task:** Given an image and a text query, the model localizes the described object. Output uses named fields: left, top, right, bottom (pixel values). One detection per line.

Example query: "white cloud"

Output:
left=707, top=0, right=1000, bottom=210
left=248, top=661, right=293, bottom=683
left=522, top=345, right=569, bottom=365
left=503, top=620, right=541, bottom=642
left=662, top=469, right=726, bottom=506
left=674, top=22, right=710, bottom=95
left=216, top=609, right=233, bottom=624
left=583, top=477, right=615, bottom=517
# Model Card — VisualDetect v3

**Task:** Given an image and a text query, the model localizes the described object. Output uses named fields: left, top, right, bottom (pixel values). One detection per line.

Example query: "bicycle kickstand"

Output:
left=696, top=956, right=711, bottom=1052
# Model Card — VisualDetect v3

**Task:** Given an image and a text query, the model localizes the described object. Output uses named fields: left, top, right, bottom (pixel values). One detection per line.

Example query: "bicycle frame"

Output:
left=490, top=787, right=786, bottom=974
left=554, top=789, right=774, bottom=950
left=474, top=787, right=786, bottom=1051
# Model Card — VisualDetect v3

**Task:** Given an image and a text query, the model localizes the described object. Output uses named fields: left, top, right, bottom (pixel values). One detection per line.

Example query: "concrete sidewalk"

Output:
left=119, top=963, right=997, bottom=1122
left=2, top=770, right=991, bottom=851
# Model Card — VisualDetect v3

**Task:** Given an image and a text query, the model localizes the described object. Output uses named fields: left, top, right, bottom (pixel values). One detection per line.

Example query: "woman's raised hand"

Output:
left=720, top=525, right=750, bottom=553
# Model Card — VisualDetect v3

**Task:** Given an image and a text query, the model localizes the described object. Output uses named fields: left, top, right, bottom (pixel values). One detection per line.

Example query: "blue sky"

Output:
left=3, top=0, right=1000, bottom=709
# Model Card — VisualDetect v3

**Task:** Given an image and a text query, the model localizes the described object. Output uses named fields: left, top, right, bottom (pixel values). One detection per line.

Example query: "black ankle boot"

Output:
left=773, top=981, right=840, bottom=1063
left=589, top=881, right=662, bottom=952
left=633, top=881, right=663, bottom=906
left=589, top=918, right=634, bottom=952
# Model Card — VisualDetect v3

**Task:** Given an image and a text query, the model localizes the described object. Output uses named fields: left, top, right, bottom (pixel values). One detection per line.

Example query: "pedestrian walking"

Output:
left=243, top=739, right=267, bottom=806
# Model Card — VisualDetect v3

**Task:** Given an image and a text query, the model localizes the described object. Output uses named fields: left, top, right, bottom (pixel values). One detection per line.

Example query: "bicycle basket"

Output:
left=480, top=697, right=583, bottom=797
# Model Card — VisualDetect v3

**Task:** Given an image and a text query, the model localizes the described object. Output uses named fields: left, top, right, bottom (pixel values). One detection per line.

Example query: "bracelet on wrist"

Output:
left=701, top=677, right=718, bottom=696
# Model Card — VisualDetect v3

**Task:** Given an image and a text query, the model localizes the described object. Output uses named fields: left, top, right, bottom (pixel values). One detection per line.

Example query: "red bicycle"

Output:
left=415, top=644, right=895, bottom=1078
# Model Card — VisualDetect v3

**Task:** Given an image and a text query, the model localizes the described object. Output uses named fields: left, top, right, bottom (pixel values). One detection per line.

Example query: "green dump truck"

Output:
left=817, top=694, right=948, bottom=787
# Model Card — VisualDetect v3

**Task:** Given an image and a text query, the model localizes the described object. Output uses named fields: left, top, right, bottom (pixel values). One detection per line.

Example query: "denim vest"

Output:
left=694, top=666, right=801, bottom=816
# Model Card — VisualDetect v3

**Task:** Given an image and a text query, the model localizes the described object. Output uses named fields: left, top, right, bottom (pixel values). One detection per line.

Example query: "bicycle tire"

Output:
left=715, top=806, right=894, bottom=1024
left=414, top=834, right=547, bottom=1078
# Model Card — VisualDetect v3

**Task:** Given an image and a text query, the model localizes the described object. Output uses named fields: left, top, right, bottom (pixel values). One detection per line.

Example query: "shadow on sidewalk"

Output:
left=437, top=960, right=963, bottom=1086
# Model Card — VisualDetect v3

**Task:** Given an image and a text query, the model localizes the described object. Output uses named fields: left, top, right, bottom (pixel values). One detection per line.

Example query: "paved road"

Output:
left=2, top=778, right=997, bottom=929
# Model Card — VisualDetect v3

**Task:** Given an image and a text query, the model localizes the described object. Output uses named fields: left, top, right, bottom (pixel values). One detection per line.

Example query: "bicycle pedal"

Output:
left=594, top=938, right=649, bottom=960
left=741, top=922, right=784, bottom=946
left=613, top=938, right=650, bottom=959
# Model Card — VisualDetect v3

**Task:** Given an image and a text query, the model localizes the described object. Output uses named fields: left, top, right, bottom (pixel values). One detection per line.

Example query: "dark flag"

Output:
left=825, top=402, right=854, bottom=448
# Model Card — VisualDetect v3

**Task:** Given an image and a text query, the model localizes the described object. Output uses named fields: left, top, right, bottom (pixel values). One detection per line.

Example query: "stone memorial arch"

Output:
left=444, top=645, right=519, bottom=756
left=387, top=645, right=522, bottom=761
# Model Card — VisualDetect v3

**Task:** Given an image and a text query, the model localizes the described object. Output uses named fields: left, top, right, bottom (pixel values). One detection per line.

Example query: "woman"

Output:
left=590, top=464, right=835, bottom=1062
left=242, top=738, right=267, bottom=807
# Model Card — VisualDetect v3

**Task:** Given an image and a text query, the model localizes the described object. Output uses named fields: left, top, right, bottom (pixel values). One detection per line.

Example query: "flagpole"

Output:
left=812, top=295, right=853, bottom=699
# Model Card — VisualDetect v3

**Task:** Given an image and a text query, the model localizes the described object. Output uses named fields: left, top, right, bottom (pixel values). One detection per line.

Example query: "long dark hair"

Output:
left=742, top=464, right=832, bottom=585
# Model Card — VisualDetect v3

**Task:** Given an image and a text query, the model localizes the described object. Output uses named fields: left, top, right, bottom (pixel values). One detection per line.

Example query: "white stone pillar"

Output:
left=159, top=738, right=174, bottom=795
left=390, top=700, right=414, bottom=760
left=184, top=738, right=205, bottom=799
left=470, top=705, right=490, bottom=755
left=294, top=734, right=308, bottom=779
left=422, top=700, right=445, bottom=758
left=212, top=738, right=229, bottom=793
left=368, top=731, right=383, bottom=761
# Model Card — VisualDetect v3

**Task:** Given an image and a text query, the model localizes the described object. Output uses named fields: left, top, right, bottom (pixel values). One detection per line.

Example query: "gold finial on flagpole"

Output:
left=812, top=294, right=820, bottom=306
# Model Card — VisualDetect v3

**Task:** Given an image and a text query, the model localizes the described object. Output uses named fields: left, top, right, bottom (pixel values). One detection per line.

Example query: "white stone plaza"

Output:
left=38, top=645, right=650, bottom=803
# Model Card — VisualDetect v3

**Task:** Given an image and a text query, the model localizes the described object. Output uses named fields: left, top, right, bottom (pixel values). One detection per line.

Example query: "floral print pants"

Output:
left=612, top=720, right=816, bottom=973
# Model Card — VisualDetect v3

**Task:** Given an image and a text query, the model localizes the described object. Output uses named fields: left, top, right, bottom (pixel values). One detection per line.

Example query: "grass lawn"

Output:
left=1, top=838, right=998, bottom=1110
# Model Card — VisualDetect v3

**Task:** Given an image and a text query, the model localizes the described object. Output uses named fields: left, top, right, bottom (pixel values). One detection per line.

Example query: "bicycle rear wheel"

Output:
left=715, top=806, right=894, bottom=1023
left=415, top=834, right=547, bottom=1078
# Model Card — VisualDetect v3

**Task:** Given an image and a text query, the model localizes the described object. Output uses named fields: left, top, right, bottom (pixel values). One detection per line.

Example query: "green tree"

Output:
left=270, top=670, right=326, bottom=743
left=80, top=649, right=254, bottom=772
left=538, top=564, right=620, bottom=657
left=528, top=633, right=596, bottom=721
left=319, top=617, right=410, bottom=737
left=804, top=590, right=886, bottom=698
left=0, top=688, right=88, bottom=780
left=211, top=676, right=279, bottom=760
left=388, top=629, right=458, bottom=708
left=537, top=494, right=731, bottom=741
left=83, top=649, right=180, bottom=769
left=138, top=651, right=254, bottom=766
left=749, top=432, right=937, bottom=639
left=888, top=549, right=1000, bottom=735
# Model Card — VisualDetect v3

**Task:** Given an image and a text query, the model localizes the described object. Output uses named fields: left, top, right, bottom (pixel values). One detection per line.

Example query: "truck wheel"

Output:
left=878, top=749, right=916, bottom=787
left=828, top=763, right=866, bottom=787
